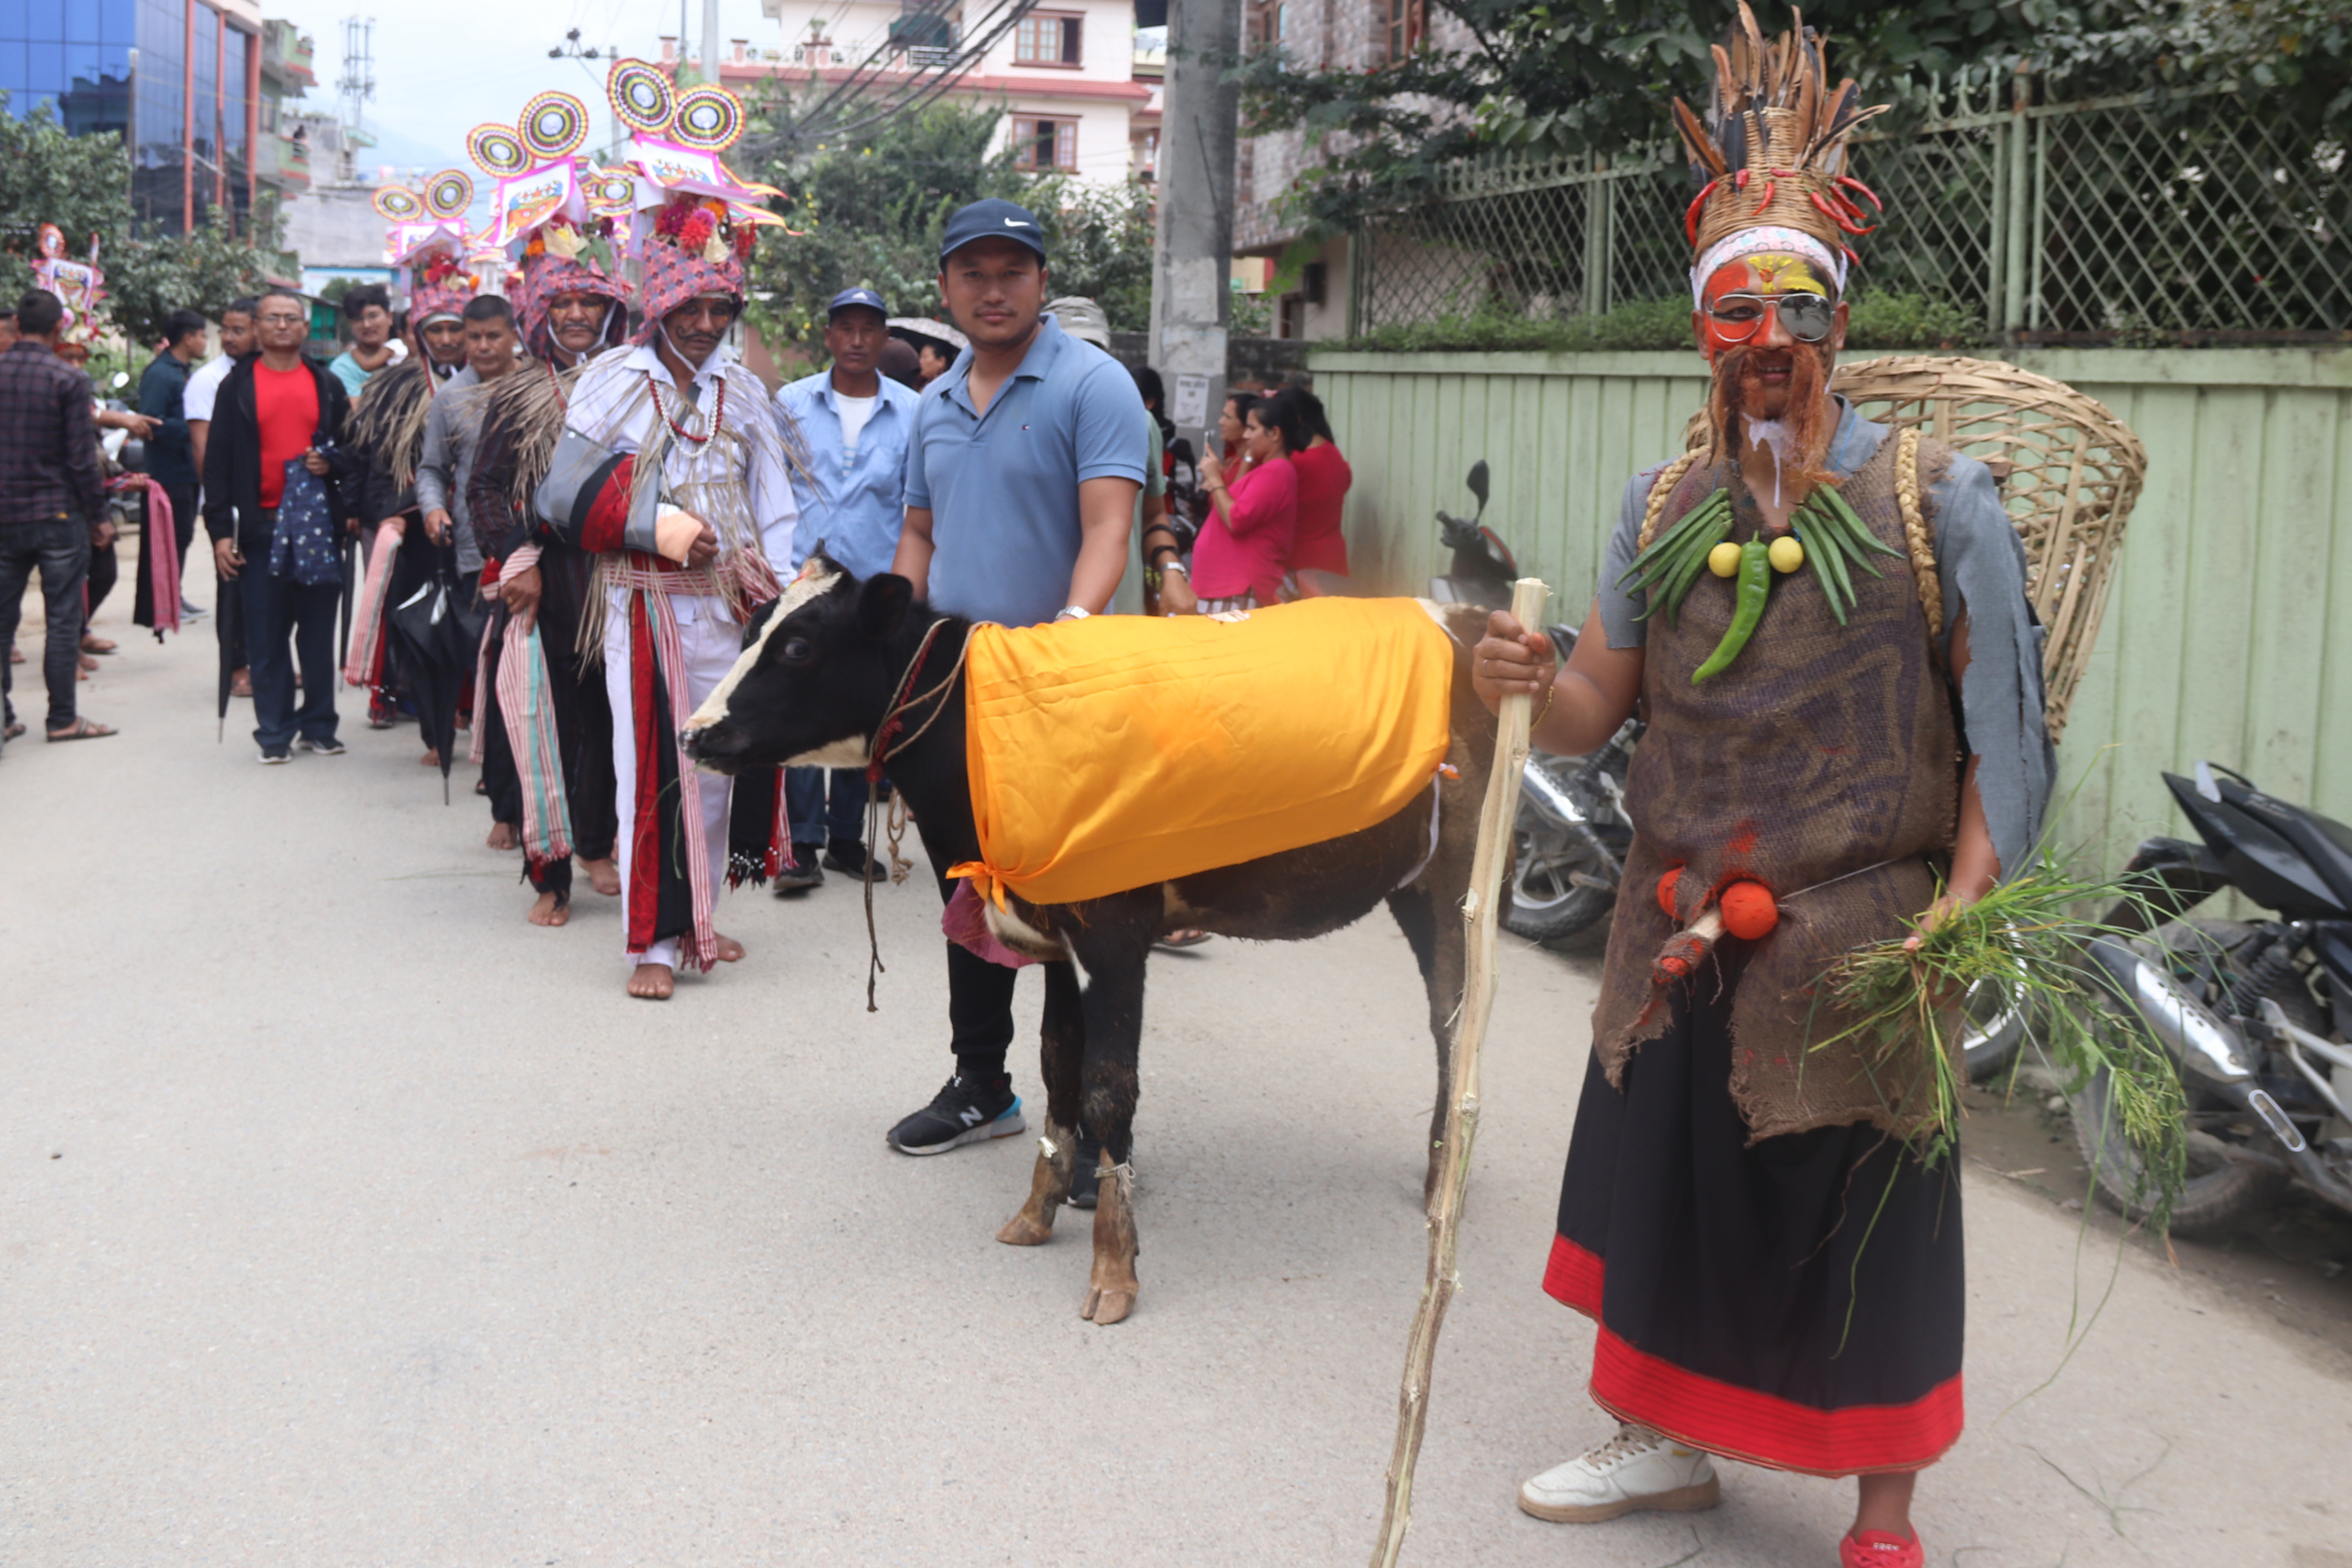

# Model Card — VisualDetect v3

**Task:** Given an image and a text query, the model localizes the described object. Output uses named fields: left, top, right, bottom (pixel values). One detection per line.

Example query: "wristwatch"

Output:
left=1054, top=605, right=1091, bottom=622
left=1158, top=560, right=1188, bottom=578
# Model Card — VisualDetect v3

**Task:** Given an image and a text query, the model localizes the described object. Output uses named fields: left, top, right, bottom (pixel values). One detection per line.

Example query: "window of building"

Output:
left=1012, top=115, right=1077, bottom=173
left=1244, top=0, right=1288, bottom=51
left=1014, top=11, right=1082, bottom=67
left=1383, top=0, right=1424, bottom=61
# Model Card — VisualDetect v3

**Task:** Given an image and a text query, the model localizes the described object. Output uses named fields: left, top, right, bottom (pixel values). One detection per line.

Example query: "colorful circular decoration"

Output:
left=372, top=185, right=423, bottom=221
left=423, top=169, right=476, bottom=218
left=466, top=123, right=529, bottom=176
left=608, top=59, right=675, bottom=136
left=520, top=91, right=589, bottom=160
left=670, top=86, right=744, bottom=151
left=583, top=169, right=637, bottom=215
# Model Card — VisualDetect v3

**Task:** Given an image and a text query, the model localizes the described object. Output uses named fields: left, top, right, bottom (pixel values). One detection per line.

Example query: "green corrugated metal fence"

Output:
left=1309, top=347, right=2352, bottom=868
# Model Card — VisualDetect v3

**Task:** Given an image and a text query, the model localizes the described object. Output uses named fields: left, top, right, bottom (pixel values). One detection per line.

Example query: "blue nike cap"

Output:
left=827, top=286, right=888, bottom=318
left=939, top=198, right=1047, bottom=264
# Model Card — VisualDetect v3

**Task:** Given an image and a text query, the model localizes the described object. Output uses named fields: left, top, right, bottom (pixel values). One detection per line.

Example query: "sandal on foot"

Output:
left=46, top=717, right=118, bottom=742
left=3, top=721, right=24, bottom=740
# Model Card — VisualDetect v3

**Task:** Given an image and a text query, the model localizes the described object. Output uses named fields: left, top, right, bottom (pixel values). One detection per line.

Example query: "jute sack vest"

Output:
left=1593, top=428, right=1963, bottom=1140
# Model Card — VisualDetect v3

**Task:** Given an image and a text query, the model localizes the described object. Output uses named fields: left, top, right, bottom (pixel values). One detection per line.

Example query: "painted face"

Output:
left=1697, top=252, right=1836, bottom=359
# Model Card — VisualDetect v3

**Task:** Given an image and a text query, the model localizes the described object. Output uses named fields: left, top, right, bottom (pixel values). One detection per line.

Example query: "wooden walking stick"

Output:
left=1371, top=576, right=1550, bottom=1568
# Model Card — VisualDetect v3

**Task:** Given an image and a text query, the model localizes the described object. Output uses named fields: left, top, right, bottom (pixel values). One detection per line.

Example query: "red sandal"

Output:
left=1840, top=1529, right=1922, bottom=1568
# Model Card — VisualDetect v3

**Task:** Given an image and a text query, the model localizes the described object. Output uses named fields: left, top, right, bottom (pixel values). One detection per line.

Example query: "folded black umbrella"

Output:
left=387, top=551, right=485, bottom=804
left=216, top=566, right=244, bottom=743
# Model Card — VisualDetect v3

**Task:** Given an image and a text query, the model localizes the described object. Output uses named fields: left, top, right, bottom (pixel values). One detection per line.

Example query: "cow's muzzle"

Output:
left=680, top=719, right=749, bottom=775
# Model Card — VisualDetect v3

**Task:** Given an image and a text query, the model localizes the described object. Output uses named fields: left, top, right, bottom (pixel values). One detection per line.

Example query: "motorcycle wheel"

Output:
left=1960, top=977, right=2028, bottom=1084
left=2069, top=1062, right=2283, bottom=1239
left=1505, top=806, right=1618, bottom=945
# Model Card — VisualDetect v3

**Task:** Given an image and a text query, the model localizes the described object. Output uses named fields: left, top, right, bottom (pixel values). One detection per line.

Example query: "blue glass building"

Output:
left=0, top=0, right=257, bottom=233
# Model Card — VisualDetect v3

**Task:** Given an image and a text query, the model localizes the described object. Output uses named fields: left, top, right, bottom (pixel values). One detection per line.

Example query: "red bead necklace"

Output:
left=645, top=370, right=725, bottom=447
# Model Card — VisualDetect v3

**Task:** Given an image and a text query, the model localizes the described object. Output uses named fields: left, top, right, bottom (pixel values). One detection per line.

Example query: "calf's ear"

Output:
left=857, top=573, right=913, bottom=638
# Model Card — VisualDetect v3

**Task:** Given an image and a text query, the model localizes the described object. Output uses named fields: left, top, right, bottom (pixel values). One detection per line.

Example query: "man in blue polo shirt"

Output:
left=884, top=197, right=1148, bottom=1157
left=774, top=286, right=921, bottom=891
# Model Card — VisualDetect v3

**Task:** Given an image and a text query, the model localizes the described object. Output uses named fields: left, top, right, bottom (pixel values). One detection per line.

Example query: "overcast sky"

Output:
left=270, top=0, right=781, bottom=174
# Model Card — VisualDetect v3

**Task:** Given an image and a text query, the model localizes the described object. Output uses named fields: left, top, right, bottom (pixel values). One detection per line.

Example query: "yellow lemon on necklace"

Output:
left=1708, top=542, right=1744, bottom=578
left=1768, top=535, right=1805, bottom=574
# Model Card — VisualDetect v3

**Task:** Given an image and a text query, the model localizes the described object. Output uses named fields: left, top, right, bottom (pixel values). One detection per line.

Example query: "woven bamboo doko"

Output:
left=1679, top=354, right=2148, bottom=739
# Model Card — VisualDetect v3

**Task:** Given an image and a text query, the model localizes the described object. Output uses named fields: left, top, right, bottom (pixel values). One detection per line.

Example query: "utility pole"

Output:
left=1148, top=0, right=1243, bottom=465
left=702, top=0, right=723, bottom=86
left=336, top=16, right=375, bottom=186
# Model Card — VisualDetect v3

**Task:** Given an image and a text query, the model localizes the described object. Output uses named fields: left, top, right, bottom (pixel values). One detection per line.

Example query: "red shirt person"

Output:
left=1267, top=387, right=1352, bottom=578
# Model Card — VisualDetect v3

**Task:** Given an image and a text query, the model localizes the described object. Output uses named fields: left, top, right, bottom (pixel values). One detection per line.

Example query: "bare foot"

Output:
left=713, top=934, right=745, bottom=962
left=419, top=748, right=440, bottom=767
left=487, top=821, right=517, bottom=851
left=583, top=857, right=620, bottom=896
left=627, top=962, right=675, bottom=1000
left=527, top=891, right=569, bottom=926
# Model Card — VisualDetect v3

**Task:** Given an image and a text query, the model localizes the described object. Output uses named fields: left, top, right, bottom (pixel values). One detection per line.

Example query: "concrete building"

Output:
left=253, top=19, right=316, bottom=201
left=681, top=0, right=1153, bottom=188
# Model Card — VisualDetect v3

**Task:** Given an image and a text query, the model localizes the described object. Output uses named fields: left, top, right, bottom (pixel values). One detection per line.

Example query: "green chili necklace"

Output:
left=1616, top=480, right=1904, bottom=683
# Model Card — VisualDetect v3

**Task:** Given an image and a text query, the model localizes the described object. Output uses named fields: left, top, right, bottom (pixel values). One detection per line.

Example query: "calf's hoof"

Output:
left=997, top=1213, right=1055, bottom=1247
left=1082, top=1282, right=1136, bottom=1324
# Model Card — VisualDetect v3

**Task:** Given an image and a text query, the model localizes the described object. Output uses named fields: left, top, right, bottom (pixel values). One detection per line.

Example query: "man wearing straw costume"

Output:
left=1472, top=8, right=2054, bottom=1564
left=464, top=93, right=636, bottom=925
left=535, top=61, right=800, bottom=1000
left=343, top=180, right=482, bottom=741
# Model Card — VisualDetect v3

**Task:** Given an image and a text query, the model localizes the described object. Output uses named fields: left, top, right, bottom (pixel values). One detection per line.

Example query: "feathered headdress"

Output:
left=374, top=170, right=487, bottom=321
left=1673, top=2, right=1889, bottom=301
left=464, top=90, right=634, bottom=355
left=603, top=57, right=787, bottom=341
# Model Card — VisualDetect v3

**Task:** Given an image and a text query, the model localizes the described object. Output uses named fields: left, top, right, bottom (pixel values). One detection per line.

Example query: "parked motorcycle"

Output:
left=1424, top=461, right=1637, bottom=945
left=2062, top=760, right=2352, bottom=1235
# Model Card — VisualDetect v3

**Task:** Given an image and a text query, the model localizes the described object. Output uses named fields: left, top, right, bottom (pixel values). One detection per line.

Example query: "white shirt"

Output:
left=184, top=353, right=233, bottom=422
left=834, top=391, right=878, bottom=455
left=565, top=340, right=798, bottom=621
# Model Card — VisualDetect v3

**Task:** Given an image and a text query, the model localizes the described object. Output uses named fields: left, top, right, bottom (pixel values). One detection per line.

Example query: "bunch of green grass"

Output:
left=1808, top=854, right=2190, bottom=1233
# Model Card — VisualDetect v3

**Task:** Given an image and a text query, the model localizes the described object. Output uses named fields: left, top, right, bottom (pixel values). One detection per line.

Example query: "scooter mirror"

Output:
left=1466, top=459, right=1490, bottom=514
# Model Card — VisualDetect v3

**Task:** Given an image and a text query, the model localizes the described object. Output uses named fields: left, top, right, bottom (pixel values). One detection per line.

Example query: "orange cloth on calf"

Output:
left=953, top=598, right=1456, bottom=908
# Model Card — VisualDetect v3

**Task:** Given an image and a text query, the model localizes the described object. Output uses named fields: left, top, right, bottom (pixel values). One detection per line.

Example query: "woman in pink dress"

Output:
left=1192, top=395, right=1302, bottom=612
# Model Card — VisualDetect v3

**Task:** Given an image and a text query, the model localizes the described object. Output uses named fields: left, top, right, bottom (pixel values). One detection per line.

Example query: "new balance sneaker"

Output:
left=1518, top=1425, right=1720, bottom=1524
left=1840, top=1529, right=1923, bottom=1568
left=293, top=735, right=346, bottom=756
left=771, top=853, right=825, bottom=894
left=886, top=1074, right=1025, bottom=1155
left=257, top=745, right=291, bottom=765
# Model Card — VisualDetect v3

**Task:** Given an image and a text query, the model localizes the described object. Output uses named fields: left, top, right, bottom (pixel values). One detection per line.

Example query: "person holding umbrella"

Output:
left=202, top=286, right=357, bottom=762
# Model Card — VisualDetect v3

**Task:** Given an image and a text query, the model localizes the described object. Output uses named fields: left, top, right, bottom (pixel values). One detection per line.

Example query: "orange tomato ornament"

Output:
left=1718, top=879, right=1780, bottom=941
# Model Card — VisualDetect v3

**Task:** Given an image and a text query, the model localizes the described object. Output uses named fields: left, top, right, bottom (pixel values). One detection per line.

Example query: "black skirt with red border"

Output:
left=1546, top=963, right=1965, bottom=1477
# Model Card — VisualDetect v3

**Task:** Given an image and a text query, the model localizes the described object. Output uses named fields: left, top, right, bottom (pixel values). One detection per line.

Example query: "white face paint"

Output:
left=682, top=563, right=841, bottom=734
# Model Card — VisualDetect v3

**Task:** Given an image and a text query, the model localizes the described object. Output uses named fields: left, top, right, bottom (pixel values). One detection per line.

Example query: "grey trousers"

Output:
left=0, top=517, right=91, bottom=735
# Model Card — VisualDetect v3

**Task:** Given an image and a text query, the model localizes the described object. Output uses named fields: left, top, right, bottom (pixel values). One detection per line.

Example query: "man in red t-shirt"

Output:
left=201, top=287, right=356, bottom=762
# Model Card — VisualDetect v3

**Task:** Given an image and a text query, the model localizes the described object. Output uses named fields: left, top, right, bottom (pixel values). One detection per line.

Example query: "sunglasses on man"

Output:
left=1704, top=291, right=1838, bottom=344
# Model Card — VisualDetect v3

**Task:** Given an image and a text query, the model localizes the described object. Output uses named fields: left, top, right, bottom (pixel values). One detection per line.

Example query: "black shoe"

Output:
left=1068, top=1128, right=1105, bottom=1209
left=293, top=734, right=344, bottom=756
left=772, top=852, right=825, bottom=894
left=886, top=1074, right=1025, bottom=1155
left=825, top=839, right=885, bottom=882
left=257, top=745, right=291, bottom=765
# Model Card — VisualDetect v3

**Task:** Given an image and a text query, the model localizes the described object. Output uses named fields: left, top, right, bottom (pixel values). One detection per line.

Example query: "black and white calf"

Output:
left=683, top=560, right=1493, bottom=1325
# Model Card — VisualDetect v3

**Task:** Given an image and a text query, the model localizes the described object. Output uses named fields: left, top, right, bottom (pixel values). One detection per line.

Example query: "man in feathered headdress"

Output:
left=535, top=71, right=799, bottom=999
left=1472, top=8, right=2055, bottom=1563
left=465, top=150, right=636, bottom=926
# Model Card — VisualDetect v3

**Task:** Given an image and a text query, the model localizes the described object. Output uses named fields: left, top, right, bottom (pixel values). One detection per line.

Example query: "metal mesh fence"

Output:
left=1354, top=78, right=2351, bottom=343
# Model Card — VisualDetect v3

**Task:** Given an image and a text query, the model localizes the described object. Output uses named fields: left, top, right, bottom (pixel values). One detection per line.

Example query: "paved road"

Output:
left=6, top=581, right=2351, bottom=1567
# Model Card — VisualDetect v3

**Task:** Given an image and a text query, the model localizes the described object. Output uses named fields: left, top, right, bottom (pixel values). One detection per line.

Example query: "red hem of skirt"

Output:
left=1541, top=1233, right=1963, bottom=1477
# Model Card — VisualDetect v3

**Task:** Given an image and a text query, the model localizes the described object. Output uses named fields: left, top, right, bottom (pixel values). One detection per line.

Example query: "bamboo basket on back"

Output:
left=1684, top=355, right=2148, bottom=739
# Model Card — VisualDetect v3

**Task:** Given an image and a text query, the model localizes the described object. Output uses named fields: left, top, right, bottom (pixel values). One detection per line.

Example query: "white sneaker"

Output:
left=1518, top=1424, right=1722, bottom=1523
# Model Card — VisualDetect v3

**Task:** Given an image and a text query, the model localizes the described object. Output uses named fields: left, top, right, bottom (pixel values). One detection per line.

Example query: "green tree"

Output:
left=105, top=198, right=287, bottom=347
left=1239, top=0, right=2352, bottom=231
left=0, top=95, right=134, bottom=302
left=739, top=93, right=1157, bottom=354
